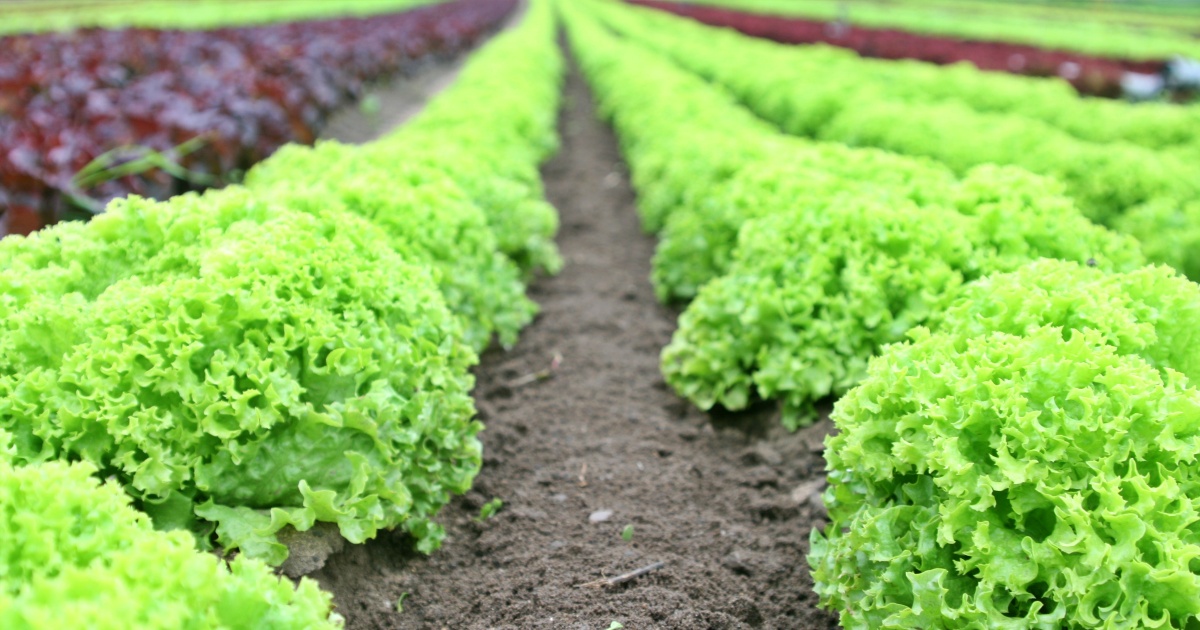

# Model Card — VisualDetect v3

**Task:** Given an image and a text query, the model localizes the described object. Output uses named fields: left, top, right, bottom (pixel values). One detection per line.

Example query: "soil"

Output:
left=320, top=2, right=527, bottom=145
left=309, top=54, right=841, bottom=630
left=319, top=56, right=470, bottom=145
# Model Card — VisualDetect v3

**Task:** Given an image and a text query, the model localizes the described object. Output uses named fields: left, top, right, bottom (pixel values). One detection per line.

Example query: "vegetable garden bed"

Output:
left=6, top=0, right=1200, bottom=628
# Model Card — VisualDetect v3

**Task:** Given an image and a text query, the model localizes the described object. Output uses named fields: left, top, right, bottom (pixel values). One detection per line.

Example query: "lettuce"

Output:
left=933, top=259, right=1200, bottom=381
left=386, top=0, right=565, bottom=275
left=652, top=148, right=956, bottom=301
left=817, top=100, right=1196, bottom=226
left=595, top=1, right=1200, bottom=229
left=1113, top=198, right=1200, bottom=281
left=812, top=325, right=1200, bottom=628
left=567, top=1, right=1146, bottom=433
left=661, top=177, right=1142, bottom=428
left=0, top=198, right=479, bottom=563
left=0, top=431, right=340, bottom=629
left=0, top=0, right=565, bottom=568
left=374, top=140, right=563, bottom=276
left=247, top=146, right=536, bottom=350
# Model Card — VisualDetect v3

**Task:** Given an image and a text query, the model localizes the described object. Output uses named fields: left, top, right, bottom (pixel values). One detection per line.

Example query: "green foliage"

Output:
left=246, top=0, right=566, bottom=314
left=679, top=0, right=1200, bottom=61
left=477, top=498, right=504, bottom=521
left=629, top=134, right=776, bottom=235
left=0, top=195, right=481, bottom=562
left=0, top=0, right=442, bottom=34
left=621, top=525, right=635, bottom=542
left=0, top=431, right=340, bottom=629
left=595, top=2, right=1200, bottom=228
left=253, top=0, right=564, bottom=282
left=388, top=0, right=565, bottom=275
left=381, top=139, right=562, bottom=276
left=566, top=1, right=1143, bottom=429
left=572, top=3, right=1200, bottom=623
left=570, top=3, right=773, bottom=236
left=652, top=144, right=957, bottom=301
left=812, top=325, right=1200, bottom=628
left=247, top=144, right=537, bottom=350
left=1114, top=198, right=1200, bottom=281
left=0, top=0, right=563, bottom=569
left=626, top=1, right=1200, bottom=150
left=817, top=100, right=1195, bottom=226
left=813, top=261, right=1200, bottom=625
left=933, top=259, right=1200, bottom=381
left=661, top=186, right=1141, bottom=427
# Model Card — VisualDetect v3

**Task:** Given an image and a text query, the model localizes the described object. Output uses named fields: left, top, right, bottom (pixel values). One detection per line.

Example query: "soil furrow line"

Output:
left=311, top=51, right=838, bottom=630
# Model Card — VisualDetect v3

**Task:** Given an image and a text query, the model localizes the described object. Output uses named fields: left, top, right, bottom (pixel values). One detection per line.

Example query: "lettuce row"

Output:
left=563, top=2, right=1141, bottom=429
left=0, top=430, right=340, bottom=629
left=0, top=198, right=480, bottom=563
left=662, top=190, right=1140, bottom=428
left=808, top=261, right=1200, bottom=627
left=654, top=150, right=948, bottom=302
left=677, top=0, right=1200, bottom=63
left=579, top=42, right=776, bottom=236
left=0, top=0, right=562, bottom=566
left=619, top=3, right=1200, bottom=154
left=568, top=4, right=1200, bottom=623
left=383, top=0, right=564, bottom=276
left=245, top=150, right=536, bottom=350
left=246, top=0, right=565, bottom=342
left=252, top=7, right=566, bottom=279
left=594, top=2, right=1200, bottom=232
left=569, top=0, right=1146, bottom=300
left=813, top=308, right=1200, bottom=627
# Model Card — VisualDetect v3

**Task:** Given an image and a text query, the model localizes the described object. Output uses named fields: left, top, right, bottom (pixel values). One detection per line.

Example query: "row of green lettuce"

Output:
left=595, top=2, right=1200, bottom=279
left=567, top=0, right=1142, bottom=425
left=564, top=1, right=1200, bottom=626
left=615, top=3, right=1200, bottom=154
left=888, top=0, right=1200, bottom=33
left=0, top=0, right=562, bottom=625
left=668, top=0, right=1200, bottom=60
left=0, top=429, right=340, bottom=628
left=0, top=0, right=444, bottom=35
left=812, top=264, right=1200, bottom=628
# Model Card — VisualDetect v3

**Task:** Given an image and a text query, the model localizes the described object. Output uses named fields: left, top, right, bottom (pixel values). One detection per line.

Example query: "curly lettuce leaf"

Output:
left=813, top=326, right=1200, bottom=628
left=0, top=432, right=340, bottom=628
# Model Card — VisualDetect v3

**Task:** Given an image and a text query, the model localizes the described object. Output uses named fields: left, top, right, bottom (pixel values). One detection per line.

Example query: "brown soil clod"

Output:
left=278, top=522, right=346, bottom=580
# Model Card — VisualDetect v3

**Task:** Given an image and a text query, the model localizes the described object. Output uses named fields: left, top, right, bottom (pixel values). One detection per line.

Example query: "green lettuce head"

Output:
left=0, top=429, right=340, bottom=629
left=812, top=325, right=1200, bottom=628
left=0, top=197, right=480, bottom=564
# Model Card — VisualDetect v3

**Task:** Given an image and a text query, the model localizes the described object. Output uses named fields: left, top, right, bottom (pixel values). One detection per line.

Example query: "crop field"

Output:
left=2, top=0, right=1199, bottom=628
left=629, top=0, right=1165, bottom=96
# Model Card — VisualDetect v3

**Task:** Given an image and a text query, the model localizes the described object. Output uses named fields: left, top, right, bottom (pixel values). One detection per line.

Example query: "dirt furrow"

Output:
left=310, top=53, right=839, bottom=630
left=319, top=2, right=527, bottom=144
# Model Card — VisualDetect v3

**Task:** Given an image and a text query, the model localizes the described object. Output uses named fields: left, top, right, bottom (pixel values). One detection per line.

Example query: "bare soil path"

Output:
left=311, top=54, right=840, bottom=630
left=319, top=2, right=527, bottom=144
left=318, top=56, right=470, bottom=144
